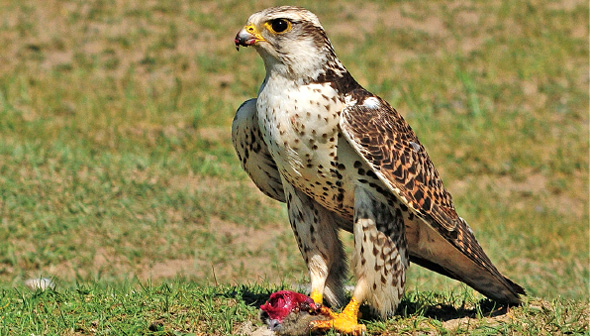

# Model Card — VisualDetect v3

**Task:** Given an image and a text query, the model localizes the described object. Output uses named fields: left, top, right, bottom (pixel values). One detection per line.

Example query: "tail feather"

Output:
left=407, top=217, right=525, bottom=305
left=410, top=254, right=525, bottom=304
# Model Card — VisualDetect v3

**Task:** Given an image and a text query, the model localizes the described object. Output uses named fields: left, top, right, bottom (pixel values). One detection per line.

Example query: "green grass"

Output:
left=0, top=0, right=588, bottom=334
left=0, top=281, right=587, bottom=335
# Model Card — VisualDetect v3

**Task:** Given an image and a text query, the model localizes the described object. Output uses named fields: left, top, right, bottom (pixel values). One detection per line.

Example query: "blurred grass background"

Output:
left=0, top=0, right=587, bottom=334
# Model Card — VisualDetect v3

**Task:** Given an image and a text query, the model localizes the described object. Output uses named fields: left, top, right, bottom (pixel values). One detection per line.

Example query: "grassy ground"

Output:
left=0, top=0, right=588, bottom=335
left=1, top=281, right=587, bottom=335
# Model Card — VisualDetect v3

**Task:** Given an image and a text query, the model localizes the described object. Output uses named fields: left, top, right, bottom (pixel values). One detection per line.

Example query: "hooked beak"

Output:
left=235, top=23, right=265, bottom=51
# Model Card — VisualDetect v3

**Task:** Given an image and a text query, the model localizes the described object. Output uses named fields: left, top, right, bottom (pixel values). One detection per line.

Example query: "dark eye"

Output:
left=270, top=19, right=290, bottom=33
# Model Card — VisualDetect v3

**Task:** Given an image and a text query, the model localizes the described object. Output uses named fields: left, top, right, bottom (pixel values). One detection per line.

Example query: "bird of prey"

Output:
left=233, top=6, right=524, bottom=335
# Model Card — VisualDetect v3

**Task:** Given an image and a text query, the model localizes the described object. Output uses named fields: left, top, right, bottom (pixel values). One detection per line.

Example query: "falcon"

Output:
left=232, top=6, right=525, bottom=335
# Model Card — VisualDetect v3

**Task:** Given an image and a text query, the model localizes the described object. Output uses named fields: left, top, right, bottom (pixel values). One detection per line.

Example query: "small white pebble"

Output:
left=24, top=278, right=56, bottom=291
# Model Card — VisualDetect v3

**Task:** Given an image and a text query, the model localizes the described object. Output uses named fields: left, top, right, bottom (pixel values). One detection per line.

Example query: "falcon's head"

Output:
left=235, top=6, right=343, bottom=81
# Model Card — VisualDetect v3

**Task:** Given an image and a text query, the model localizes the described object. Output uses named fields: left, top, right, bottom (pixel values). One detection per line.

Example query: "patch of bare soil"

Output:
left=326, top=1, right=493, bottom=59
left=139, top=258, right=206, bottom=279
left=441, top=312, right=511, bottom=331
left=450, top=170, right=586, bottom=219
left=546, top=0, right=585, bottom=11
left=329, top=2, right=447, bottom=37
left=135, top=212, right=293, bottom=283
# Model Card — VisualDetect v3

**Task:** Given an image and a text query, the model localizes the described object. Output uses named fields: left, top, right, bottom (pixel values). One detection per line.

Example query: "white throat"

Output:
left=255, top=40, right=339, bottom=84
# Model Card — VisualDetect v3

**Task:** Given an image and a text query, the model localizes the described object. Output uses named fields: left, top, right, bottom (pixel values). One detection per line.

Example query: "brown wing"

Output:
left=340, top=96, right=459, bottom=232
left=340, top=95, right=525, bottom=303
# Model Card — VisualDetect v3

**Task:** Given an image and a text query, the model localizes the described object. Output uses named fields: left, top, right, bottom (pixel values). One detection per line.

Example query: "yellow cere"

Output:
left=244, top=23, right=266, bottom=43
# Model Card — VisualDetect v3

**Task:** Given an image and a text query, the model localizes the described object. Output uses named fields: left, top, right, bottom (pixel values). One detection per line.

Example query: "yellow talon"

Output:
left=310, top=297, right=366, bottom=335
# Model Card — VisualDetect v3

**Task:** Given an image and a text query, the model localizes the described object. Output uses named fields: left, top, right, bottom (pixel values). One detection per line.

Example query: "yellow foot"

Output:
left=309, top=298, right=366, bottom=336
left=310, top=289, right=323, bottom=305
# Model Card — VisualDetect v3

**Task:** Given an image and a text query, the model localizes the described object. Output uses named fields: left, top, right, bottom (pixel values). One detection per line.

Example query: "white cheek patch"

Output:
left=362, top=97, right=380, bottom=109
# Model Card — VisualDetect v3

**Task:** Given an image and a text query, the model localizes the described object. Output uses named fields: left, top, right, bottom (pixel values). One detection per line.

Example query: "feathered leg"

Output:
left=353, top=184, right=409, bottom=318
left=311, top=184, right=408, bottom=335
left=283, top=182, right=347, bottom=308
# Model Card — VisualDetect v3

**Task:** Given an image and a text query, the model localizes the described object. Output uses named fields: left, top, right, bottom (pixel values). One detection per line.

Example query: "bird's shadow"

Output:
left=222, top=285, right=512, bottom=322
left=382, top=297, right=510, bottom=321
